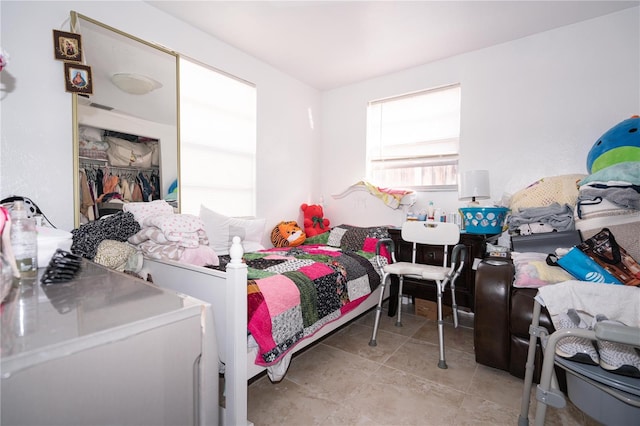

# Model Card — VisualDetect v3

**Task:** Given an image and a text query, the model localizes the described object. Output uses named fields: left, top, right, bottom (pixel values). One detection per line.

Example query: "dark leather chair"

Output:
left=473, top=258, right=553, bottom=381
left=473, top=231, right=582, bottom=381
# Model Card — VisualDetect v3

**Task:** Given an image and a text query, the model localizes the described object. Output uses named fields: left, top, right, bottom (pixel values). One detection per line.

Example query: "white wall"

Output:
left=320, top=7, right=639, bottom=227
left=0, top=1, right=320, bottom=236
left=2, top=3, right=639, bottom=234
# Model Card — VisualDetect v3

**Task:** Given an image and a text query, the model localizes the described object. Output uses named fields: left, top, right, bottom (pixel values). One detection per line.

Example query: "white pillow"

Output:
left=228, top=217, right=266, bottom=253
left=199, top=205, right=231, bottom=255
left=199, top=204, right=265, bottom=255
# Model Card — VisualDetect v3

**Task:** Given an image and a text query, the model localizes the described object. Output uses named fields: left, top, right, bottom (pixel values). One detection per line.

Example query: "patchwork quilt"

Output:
left=213, top=243, right=387, bottom=366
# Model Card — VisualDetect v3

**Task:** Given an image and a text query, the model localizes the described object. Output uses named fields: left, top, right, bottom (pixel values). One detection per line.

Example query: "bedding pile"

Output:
left=72, top=200, right=219, bottom=269
left=356, top=180, right=416, bottom=209
left=575, top=161, right=640, bottom=260
left=211, top=237, right=388, bottom=369
left=125, top=200, right=219, bottom=266
left=71, top=211, right=140, bottom=259
left=333, top=180, right=417, bottom=209
left=506, top=174, right=585, bottom=234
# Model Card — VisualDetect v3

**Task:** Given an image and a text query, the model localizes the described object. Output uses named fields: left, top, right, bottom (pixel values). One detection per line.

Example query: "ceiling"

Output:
left=147, top=1, right=639, bottom=91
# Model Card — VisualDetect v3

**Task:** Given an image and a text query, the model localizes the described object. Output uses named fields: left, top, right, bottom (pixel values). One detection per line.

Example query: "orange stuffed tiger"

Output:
left=270, top=221, right=306, bottom=247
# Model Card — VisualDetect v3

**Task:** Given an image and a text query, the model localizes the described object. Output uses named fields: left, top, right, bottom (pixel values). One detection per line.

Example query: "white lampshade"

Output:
left=458, top=170, right=490, bottom=204
left=111, top=73, right=162, bottom=95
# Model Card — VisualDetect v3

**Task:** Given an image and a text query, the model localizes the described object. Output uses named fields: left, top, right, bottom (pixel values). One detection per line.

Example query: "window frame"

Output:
left=366, top=83, right=461, bottom=191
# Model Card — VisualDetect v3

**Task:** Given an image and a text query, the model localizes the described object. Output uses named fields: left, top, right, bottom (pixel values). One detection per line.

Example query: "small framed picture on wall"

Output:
left=64, top=62, right=93, bottom=95
left=53, top=29, right=82, bottom=62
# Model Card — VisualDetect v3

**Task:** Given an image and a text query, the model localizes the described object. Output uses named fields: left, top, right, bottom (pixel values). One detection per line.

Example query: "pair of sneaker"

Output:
left=554, top=309, right=599, bottom=365
left=554, top=310, right=640, bottom=378
left=594, top=314, right=640, bottom=378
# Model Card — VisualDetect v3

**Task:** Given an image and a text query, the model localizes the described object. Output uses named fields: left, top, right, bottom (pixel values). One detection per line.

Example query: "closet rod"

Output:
left=79, top=161, right=158, bottom=173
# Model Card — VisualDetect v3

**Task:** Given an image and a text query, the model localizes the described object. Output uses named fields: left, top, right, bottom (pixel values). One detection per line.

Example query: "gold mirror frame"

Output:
left=71, top=11, right=180, bottom=227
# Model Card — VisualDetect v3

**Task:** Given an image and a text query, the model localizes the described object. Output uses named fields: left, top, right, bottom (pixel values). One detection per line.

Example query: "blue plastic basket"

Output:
left=459, top=207, right=509, bottom=234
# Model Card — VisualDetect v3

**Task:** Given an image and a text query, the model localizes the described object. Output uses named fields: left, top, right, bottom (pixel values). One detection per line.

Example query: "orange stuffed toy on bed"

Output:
left=270, top=221, right=306, bottom=247
left=300, top=203, right=330, bottom=237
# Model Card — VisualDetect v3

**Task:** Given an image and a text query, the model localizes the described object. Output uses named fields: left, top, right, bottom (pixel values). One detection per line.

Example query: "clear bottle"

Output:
left=10, top=201, right=37, bottom=278
left=427, top=201, right=435, bottom=221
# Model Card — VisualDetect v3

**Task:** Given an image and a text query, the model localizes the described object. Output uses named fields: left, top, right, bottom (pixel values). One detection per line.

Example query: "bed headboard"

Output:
left=323, top=184, right=415, bottom=228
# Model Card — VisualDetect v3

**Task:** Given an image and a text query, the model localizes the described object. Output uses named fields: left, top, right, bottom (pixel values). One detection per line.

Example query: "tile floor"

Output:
left=247, top=304, right=599, bottom=425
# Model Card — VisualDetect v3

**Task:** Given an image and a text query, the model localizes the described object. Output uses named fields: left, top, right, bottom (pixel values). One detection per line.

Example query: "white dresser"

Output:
left=1, top=261, right=217, bottom=426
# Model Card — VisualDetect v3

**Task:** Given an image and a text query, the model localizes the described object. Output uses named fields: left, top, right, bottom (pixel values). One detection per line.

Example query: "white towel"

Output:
left=537, top=280, right=640, bottom=329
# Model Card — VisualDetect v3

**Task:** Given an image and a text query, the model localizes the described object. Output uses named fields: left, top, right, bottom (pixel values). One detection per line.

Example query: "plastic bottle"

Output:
left=10, top=201, right=37, bottom=278
left=427, top=201, right=435, bottom=220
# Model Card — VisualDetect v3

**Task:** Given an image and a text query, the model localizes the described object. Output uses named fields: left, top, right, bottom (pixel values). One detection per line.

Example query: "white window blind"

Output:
left=179, top=57, right=257, bottom=216
left=366, top=84, right=461, bottom=189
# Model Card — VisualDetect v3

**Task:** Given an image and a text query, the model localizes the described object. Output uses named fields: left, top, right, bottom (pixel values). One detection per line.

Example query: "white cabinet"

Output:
left=1, top=261, right=217, bottom=426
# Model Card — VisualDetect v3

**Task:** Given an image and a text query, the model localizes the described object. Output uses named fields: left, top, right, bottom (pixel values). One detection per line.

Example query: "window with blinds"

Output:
left=179, top=57, right=257, bottom=217
left=366, top=84, right=461, bottom=189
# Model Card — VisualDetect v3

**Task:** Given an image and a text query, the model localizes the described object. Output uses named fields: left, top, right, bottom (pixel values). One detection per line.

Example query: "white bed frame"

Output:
left=144, top=238, right=390, bottom=426
left=143, top=187, right=411, bottom=425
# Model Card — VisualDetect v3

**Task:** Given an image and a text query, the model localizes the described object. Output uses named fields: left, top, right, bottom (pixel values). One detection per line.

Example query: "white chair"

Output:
left=369, top=221, right=467, bottom=369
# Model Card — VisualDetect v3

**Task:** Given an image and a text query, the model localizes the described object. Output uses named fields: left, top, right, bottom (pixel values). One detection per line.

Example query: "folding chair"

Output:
left=369, top=221, right=467, bottom=369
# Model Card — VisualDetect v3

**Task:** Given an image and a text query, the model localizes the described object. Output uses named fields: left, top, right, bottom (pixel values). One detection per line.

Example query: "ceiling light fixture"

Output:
left=111, top=73, right=162, bottom=95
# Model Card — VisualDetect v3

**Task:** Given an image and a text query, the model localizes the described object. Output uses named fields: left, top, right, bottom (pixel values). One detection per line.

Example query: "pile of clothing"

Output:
left=508, top=202, right=575, bottom=235
left=71, top=200, right=219, bottom=274
left=71, top=211, right=144, bottom=275
left=506, top=174, right=586, bottom=236
left=124, top=200, right=219, bottom=266
left=575, top=161, right=640, bottom=261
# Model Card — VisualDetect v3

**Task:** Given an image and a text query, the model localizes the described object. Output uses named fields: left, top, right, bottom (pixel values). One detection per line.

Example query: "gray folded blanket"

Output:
left=507, top=202, right=574, bottom=232
left=579, top=184, right=640, bottom=210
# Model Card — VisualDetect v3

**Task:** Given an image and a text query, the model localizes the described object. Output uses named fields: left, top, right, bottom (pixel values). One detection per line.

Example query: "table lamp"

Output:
left=458, top=170, right=490, bottom=206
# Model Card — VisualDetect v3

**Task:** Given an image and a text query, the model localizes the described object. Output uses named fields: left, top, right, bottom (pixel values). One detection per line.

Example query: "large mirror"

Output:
left=71, top=11, right=179, bottom=226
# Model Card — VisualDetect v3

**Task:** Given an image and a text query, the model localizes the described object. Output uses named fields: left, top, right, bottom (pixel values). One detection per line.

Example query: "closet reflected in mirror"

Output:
left=71, top=11, right=179, bottom=226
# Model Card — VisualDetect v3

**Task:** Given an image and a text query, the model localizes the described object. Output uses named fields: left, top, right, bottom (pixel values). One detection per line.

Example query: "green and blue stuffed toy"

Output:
left=587, top=115, right=640, bottom=173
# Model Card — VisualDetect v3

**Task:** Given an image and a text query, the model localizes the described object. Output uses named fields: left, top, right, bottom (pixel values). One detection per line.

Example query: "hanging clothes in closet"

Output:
left=78, top=168, right=96, bottom=222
